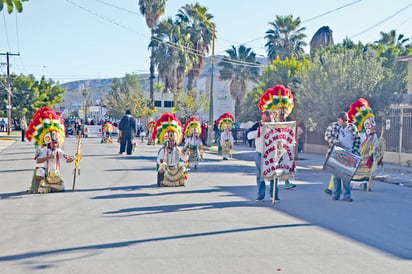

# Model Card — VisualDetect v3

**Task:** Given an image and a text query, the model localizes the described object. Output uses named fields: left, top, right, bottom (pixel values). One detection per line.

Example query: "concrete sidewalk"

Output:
left=0, top=133, right=17, bottom=152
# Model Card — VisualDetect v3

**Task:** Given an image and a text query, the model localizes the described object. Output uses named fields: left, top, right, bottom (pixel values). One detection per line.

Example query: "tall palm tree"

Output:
left=151, top=18, right=194, bottom=92
left=138, top=0, right=167, bottom=107
left=176, top=3, right=214, bottom=91
left=218, top=45, right=260, bottom=119
left=265, top=15, right=307, bottom=60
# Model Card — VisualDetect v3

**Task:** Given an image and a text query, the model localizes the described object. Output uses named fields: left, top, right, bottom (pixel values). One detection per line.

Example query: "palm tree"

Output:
left=218, top=45, right=260, bottom=119
left=138, top=0, right=167, bottom=107
left=375, top=30, right=410, bottom=49
left=0, top=0, right=28, bottom=13
left=176, top=3, right=215, bottom=91
left=151, top=18, right=194, bottom=92
left=265, top=15, right=307, bottom=60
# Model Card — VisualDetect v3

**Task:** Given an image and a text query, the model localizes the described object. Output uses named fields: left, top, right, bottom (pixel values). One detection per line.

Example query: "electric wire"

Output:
left=2, top=11, right=11, bottom=51
left=350, top=3, right=412, bottom=39
left=64, top=0, right=263, bottom=68
left=241, top=0, right=363, bottom=46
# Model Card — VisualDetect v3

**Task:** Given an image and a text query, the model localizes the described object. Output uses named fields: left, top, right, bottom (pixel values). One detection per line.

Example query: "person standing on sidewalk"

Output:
left=118, top=109, right=136, bottom=155
left=324, top=111, right=360, bottom=202
left=20, top=116, right=27, bottom=142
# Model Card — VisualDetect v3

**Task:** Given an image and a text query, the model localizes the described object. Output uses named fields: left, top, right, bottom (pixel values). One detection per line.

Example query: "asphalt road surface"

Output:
left=1, top=137, right=411, bottom=273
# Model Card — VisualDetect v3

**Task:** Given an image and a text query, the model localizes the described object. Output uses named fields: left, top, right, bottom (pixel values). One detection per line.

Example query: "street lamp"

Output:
left=188, top=7, right=215, bottom=146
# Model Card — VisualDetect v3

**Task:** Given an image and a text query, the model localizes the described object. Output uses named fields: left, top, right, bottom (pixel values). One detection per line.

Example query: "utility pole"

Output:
left=0, top=52, right=20, bottom=135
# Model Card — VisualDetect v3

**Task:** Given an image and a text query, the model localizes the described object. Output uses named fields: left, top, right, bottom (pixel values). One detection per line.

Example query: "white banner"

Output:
left=84, top=125, right=119, bottom=137
left=261, top=121, right=297, bottom=180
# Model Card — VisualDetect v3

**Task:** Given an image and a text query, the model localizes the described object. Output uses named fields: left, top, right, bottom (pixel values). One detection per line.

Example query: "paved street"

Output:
left=1, top=137, right=412, bottom=274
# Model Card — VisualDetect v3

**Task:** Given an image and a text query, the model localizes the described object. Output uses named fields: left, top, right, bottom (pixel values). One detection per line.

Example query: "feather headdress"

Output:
left=102, top=122, right=114, bottom=133
left=348, top=98, right=375, bottom=132
left=183, top=117, right=201, bottom=137
left=152, top=113, right=183, bottom=145
left=258, top=85, right=294, bottom=116
left=216, top=112, right=234, bottom=131
left=25, top=106, right=65, bottom=146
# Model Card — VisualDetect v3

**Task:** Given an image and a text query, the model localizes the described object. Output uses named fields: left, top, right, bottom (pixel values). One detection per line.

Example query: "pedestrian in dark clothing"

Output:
left=118, top=110, right=136, bottom=155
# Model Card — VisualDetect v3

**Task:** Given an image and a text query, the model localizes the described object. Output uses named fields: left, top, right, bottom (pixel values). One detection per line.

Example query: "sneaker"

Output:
left=285, top=183, right=296, bottom=189
left=118, top=152, right=123, bottom=155
left=324, top=189, right=332, bottom=195
left=332, top=196, right=339, bottom=200
left=255, top=197, right=264, bottom=202
left=343, top=197, right=353, bottom=202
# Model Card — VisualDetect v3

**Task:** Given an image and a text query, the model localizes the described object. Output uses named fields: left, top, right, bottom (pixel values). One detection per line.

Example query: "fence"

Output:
left=303, top=105, right=412, bottom=164
left=381, top=105, right=412, bottom=153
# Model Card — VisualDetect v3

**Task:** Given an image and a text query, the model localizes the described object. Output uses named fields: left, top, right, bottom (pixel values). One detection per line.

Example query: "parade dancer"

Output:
left=217, top=113, right=235, bottom=160
left=101, top=121, right=114, bottom=144
left=324, top=98, right=382, bottom=194
left=247, top=85, right=297, bottom=203
left=183, top=117, right=204, bottom=169
left=154, top=113, right=189, bottom=187
left=348, top=98, right=383, bottom=191
left=147, top=121, right=156, bottom=145
left=25, top=107, right=73, bottom=193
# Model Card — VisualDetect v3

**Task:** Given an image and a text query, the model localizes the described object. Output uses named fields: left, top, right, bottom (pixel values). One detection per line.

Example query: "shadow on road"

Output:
left=0, top=223, right=312, bottom=263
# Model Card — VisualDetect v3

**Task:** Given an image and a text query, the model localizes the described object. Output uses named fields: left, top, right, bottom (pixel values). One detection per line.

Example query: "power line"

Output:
left=241, top=0, right=363, bottom=46
left=95, top=0, right=142, bottom=16
left=302, top=0, right=362, bottom=24
left=350, top=3, right=412, bottom=39
left=2, top=12, right=11, bottom=51
left=64, top=0, right=263, bottom=68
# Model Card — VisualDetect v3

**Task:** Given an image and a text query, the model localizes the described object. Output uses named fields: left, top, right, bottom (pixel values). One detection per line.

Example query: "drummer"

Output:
left=324, top=111, right=360, bottom=202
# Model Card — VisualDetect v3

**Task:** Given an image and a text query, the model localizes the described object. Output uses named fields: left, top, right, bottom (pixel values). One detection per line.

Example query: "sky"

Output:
left=1, top=0, right=412, bottom=84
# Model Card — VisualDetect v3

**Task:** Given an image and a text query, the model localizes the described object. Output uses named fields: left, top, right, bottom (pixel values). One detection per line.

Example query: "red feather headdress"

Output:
left=152, top=113, right=183, bottom=145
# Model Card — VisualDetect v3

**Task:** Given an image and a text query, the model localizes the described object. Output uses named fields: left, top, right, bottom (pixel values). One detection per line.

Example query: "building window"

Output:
left=154, top=100, right=162, bottom=107
left=164, top=101, right=174, bottom=107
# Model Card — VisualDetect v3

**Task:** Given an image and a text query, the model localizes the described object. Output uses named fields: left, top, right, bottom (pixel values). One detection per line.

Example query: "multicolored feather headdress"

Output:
left=216, top=112, right=234, bottom=131
left=348, top=98, right=376, bottom=133
left=152, top=113, right=183, bottom=145
left=147, top=121, right=156, bottom=130
left=102, top=122, right=114, bottom=133
left=25, top=106, right=65, bottom=146
left=258, top=85, right=294, bottom=116
left=183, top=117, right=201, bottom=137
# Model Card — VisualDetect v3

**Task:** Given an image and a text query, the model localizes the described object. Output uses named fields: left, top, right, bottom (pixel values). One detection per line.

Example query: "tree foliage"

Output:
left=0, top=0, right=29, bottom=13
left=265, top=15, right=307, bottom=60
left=176, top=3, right=214, bottom=91
left=0, top=74, right=65, bottom=120
left=104, top=74, right=155, bottom=119
left=174, top=89, right=208, bottom=123
left=294, top=45, right=402, bottom=132
left=151, top=17, right=194, bottom=92
left=238, top=56, right=309, bottom=123
left=218, top=45, right=260, bottom=119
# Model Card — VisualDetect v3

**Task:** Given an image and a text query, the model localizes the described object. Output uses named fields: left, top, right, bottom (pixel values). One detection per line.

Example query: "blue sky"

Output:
left=1, top=0, right=411, bottom=83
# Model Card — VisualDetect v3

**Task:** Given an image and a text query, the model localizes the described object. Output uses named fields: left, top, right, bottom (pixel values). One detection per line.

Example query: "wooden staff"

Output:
left=272, top=176, right=277, bottom=205
left=366, top=125, right=385, bottom=192
left=72, top=134, right=82, bottom=192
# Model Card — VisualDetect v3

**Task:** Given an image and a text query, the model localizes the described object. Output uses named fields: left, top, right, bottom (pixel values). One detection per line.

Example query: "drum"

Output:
left=323, top=146, right=362, bottom=182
